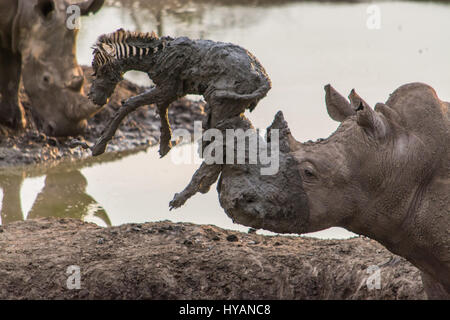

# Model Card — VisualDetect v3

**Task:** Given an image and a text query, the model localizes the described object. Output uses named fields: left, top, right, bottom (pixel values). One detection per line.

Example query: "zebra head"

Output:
left=89, top=28, right=160, bottom=106
left=91, top=28, right=159, bottom=76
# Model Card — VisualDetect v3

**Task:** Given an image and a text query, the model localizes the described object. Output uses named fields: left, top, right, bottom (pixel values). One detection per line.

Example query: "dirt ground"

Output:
left=0, top=218, right=425, bottom=299
left=0, top=66, right=205, bottom=169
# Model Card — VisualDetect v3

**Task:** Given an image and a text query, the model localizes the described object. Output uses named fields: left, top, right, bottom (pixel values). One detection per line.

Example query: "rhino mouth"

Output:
left=223, top=196, right=310, bottom=234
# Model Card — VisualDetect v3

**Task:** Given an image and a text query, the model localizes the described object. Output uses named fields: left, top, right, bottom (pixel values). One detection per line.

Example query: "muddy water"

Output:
left=1, top=1, right=449, bottom=239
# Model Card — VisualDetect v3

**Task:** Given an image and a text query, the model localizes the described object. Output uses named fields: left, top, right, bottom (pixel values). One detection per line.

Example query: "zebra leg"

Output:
left=170, top=97, right=253, bottom=209
left=169, top=114, right=253, bottom=210
left=208, top=95, right=248, bottom=129
left=203, top=96, right=248, bottom=160
left=157, top=103, right=172, bottom=158
left=92, top=86, right=175, bottom=156
left=169, top=162, right=223, bottom=210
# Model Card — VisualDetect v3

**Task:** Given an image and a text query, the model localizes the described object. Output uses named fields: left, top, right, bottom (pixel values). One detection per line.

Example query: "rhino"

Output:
left=0, top=169, right=111, bottom=226
left=174, top=82, right=448, bottom=299
left=0, top=0, right=104, bottom=135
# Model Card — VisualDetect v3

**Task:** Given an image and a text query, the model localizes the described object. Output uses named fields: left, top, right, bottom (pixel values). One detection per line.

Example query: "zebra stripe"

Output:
left=115, top=43, right=121, bottom=58
left=117, top=30, right=124, bottom=42
left=114, top=43, right=121, bottom=58
left=125, top=43, right=131, bottom=58
left=94, top=31, right=164, bottom=68
left=98, top=52, right=105, bottom=64
left=119, top=42, right=128, bottom=58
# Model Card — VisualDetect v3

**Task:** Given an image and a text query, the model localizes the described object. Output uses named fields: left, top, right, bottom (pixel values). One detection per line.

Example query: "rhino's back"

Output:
left=386, top=83, right=449, bottom=140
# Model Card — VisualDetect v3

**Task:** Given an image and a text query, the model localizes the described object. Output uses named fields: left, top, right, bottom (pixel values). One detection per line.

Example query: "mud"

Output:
left=0, top=218, right=425, bottom=299
left=0, top=66, right=205, bottom=169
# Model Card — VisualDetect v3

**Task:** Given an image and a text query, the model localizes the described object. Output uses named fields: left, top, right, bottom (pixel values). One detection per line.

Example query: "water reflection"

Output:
left=0, top=173, right=24, bottom=224
left=93, top=0, right=269, bottom=40
left=27, top=170, right=110, bottom=225
left=0, top=149, right=143, bottom=226
left=0, top=169, right=109, bottom=225
left=107, top=0, right=297, bottom=33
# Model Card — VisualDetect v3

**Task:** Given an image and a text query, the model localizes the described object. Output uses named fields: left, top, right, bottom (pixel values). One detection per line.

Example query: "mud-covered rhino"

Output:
left=0, top=0, right=104, bottom=135
left=176, top=82, right=448, bottom=299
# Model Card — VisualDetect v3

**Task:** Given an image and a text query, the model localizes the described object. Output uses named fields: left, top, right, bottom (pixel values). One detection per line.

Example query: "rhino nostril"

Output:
left=41, top=73, right=54, bottom=87
left=36, top=0, right=55, bottom=20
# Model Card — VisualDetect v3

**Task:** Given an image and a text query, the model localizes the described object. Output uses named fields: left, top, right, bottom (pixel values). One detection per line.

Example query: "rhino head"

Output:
left=14, top=0, right=104, bottom=136
left=218, top=83, right=449, bottom=294
left=221, top=83, right=448, bottom=233
left=289, top=83, right=448, bottom=240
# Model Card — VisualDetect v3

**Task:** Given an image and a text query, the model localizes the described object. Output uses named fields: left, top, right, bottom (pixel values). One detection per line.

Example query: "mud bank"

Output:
left=0, top=66, right=205, bottom=169
left=0, top=218, right=425, bottom=299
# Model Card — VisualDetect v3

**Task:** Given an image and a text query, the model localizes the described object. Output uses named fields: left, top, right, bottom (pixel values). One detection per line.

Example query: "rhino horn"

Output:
left=65, top=95, right=104, bottom=122
left=266, top=111, right=301, bottom=153
left=324, top=84, right=355, bottom=122
left=349, top=89, right=388, bottom=139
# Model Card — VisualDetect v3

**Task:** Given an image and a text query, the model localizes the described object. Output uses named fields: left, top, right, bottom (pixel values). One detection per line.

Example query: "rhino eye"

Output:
left=304, top=168, right=315, bottom=177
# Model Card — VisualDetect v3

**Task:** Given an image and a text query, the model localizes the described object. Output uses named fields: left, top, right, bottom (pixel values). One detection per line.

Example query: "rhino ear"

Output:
left=374, top=102, right=403, bottom=125
left=77, top=0, right=104, bottom=16
left=324, top=84, right=355, bottom=122
left=349, top=89, right=387, bottom=139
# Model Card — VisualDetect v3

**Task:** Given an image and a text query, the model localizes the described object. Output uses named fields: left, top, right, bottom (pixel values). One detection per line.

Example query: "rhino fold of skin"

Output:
left=217, top=83, right=449, bottom=299
left=0, top=0, right=105, bottom=135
